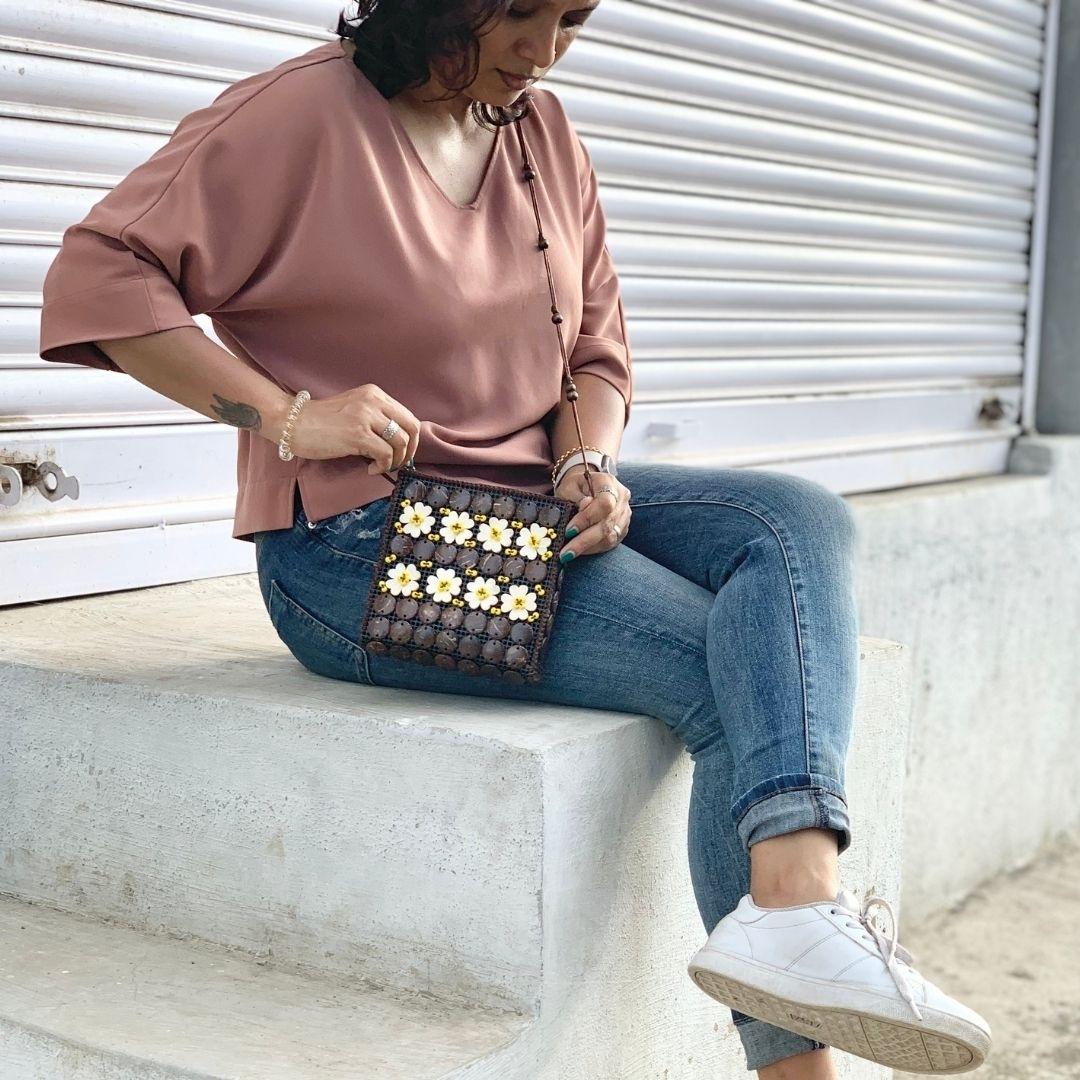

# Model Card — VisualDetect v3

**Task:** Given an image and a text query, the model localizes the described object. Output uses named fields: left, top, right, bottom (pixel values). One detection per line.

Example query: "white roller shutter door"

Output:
left=1, top=3, right=326, bottom=603
left=575, top=0, right=1052, bottom=488
left=1, top=0, right=1056, bottom=602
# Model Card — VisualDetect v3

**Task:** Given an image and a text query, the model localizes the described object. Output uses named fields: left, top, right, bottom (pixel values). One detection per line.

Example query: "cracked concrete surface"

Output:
left=893, top=827, right=1080, bottom=1080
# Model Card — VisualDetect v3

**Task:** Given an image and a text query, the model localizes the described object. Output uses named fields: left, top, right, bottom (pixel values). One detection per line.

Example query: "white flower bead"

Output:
left=440, top=510, right=475, bottom=545
left=464, top=576, right=501, bottom=610
left=386, top=563, right=421, bottom=596
left=477, top=516, right=512, bottom=552
left=426, top=567, right=463, bottom=603
left=499, top=583, right=538, bottom=620
left=516, top=522, right=553, bottom=560
left=399, top=501, right=435, bottom=538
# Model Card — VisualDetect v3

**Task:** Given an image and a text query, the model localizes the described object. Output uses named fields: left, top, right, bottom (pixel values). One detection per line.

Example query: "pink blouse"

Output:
left=37, top=40, right=633, bottom=542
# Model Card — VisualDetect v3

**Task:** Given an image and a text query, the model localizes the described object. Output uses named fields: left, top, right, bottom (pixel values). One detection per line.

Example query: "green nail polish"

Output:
left=560, top=549, right=575, bottom=564
left=565, top=525, right=579, bottom=539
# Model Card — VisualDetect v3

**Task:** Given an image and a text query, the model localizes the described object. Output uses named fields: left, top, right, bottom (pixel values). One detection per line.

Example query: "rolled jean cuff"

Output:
left=732, top=773, right=851, bottom=856
left=735, top=1015, right=828, bottom=1072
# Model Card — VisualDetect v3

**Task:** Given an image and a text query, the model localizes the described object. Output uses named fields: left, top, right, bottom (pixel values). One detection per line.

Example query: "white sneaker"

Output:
left=687, top=885, right=992, bottom=1073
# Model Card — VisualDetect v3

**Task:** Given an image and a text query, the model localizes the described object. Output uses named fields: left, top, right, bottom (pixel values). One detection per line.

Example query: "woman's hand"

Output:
left=554, top=465, right=631, bottom=559
left=288, top=383, right=420, bottom=472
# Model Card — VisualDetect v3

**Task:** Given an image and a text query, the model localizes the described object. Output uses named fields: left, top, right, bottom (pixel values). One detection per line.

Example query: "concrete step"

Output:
left=0, top=574, right=910, bottom=1078
left=0, top=891, right=527, bottom=1079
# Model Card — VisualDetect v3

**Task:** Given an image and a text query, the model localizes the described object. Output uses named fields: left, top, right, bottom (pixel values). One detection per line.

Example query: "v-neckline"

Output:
left=341, top=43, right=503, bottom=213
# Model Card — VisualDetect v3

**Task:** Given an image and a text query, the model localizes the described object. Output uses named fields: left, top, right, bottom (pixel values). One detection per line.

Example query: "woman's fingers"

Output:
left=561, top=489, right=630, bottom=560
left=365, top=400, right=420, bottom=472
left=365, top=416, right=403, bottom=472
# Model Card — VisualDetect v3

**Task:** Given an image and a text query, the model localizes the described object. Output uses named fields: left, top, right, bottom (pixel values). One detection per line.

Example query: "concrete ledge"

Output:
left=0, top=891, right=526, bottom=1079
left=0, top=576, right=909, bottom=1078
left=848, top=433, right=1080, bottom=925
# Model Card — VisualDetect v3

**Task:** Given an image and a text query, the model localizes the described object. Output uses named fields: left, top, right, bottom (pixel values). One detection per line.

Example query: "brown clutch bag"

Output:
left=357, top=113, right=601, bottom=684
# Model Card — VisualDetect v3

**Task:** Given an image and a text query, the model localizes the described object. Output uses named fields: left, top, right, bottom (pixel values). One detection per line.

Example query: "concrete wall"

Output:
left=847, top=433, right=1080, bottom=926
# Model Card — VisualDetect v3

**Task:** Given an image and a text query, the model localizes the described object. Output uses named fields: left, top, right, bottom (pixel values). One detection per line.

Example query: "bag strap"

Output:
left=380, top=112, right=597, bottom=500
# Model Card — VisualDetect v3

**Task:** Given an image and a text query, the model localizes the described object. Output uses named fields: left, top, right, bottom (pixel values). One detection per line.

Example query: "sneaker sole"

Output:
left=688, top=949, right=989, bottom=1074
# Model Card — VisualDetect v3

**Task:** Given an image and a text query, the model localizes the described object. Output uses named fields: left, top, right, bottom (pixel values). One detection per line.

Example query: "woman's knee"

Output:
left=750, top=471, right=858, bottom=553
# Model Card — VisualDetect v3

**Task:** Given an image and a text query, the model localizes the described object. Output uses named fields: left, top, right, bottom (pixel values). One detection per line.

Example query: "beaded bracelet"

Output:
left=277, top=389, right=311, bottom=461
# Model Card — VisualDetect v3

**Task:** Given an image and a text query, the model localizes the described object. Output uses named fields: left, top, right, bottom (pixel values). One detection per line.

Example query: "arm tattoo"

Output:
left=211, top=393, right=261, bottom=431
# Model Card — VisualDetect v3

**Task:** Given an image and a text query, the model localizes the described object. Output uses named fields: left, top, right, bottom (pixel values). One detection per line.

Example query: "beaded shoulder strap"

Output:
left=381, top=111, right=597, bottom=500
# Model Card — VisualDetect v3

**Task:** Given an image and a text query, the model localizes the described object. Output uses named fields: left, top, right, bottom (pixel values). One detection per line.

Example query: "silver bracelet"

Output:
left=277, top=390, right=311, bottom=461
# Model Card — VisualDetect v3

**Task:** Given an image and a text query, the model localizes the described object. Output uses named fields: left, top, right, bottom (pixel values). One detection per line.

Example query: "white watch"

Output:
left=553, top=449, right=617, bottom=490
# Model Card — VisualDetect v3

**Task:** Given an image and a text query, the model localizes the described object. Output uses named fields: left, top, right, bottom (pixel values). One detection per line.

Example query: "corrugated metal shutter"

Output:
left=1, top=0, right=1055, bottom=603
left=1, top=4, right=303, bottom=603
left=571, top=0, right=1051, bottom=488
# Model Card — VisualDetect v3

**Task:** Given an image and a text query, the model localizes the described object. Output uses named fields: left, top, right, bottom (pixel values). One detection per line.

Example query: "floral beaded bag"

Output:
left=357, top=115, right=601, bottom=684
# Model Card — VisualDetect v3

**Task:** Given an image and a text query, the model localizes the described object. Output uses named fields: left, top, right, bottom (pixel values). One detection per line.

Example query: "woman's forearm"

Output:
left=96, top=325, right=294, bottom=444
left=547, top=372, right=626, bottom=473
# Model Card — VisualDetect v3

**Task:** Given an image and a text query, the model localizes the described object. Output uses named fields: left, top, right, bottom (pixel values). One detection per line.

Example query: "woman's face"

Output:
left=470, top=0, right=600, bottom=104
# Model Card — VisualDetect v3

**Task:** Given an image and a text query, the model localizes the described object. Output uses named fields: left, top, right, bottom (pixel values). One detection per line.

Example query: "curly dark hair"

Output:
left=334, top=1, right=535, bottom=130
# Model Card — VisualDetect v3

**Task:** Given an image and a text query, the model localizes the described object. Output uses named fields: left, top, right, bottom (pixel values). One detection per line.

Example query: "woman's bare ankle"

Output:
left=749, top=827, right=841, bottom=907
left=756, top=1044, right=837, bottom=1079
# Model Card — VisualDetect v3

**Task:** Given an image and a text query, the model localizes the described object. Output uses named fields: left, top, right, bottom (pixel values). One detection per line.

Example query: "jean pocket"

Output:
left=296, top=497, right=393, bottom=563
left=267, top=577, right=374, bottom=685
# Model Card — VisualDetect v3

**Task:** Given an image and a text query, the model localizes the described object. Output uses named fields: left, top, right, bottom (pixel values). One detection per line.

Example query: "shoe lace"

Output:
left=833, top=893, right=924, bottom=1021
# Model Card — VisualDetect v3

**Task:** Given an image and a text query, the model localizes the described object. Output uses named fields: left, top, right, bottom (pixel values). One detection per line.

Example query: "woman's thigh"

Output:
left=253, top=488, right=724, bottom=747
left=617, top=459, right=858, bottom=590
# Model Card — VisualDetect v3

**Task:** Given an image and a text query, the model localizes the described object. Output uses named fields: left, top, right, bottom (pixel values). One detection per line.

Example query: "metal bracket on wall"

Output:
left=0, top=461, right=80, bottom=509
left=977, top=396, right=1021, bottom=425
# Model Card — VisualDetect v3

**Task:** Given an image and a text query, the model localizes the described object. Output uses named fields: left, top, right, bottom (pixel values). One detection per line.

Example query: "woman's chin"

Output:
left=472, top=91, right=526, bottom=109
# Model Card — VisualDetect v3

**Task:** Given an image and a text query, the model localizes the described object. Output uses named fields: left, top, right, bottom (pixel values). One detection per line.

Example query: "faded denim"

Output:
left=253, top=459, right=859, bottom=1073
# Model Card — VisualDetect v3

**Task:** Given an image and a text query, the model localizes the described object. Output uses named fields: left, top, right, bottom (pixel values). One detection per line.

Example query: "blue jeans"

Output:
left=253, top=460, right=858, bottom=1073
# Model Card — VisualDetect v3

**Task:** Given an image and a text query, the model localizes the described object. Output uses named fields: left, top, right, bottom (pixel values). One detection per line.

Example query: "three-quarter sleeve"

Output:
left=567, top=132, right=633, bottom=429
left=38, top=69, right=313, bottom=372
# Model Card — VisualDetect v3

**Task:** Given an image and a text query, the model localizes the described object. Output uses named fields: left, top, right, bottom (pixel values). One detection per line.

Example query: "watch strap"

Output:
left=553, top=447, right=617, bottom=490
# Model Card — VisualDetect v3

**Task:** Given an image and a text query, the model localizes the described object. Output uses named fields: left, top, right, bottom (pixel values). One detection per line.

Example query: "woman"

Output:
left=38, top=1, right=991, bottom=1075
